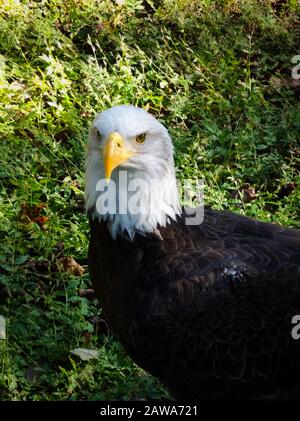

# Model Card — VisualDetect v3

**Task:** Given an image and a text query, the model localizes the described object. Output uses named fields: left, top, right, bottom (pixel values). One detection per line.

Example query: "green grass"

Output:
left=0, top=0, right=299, bottom=400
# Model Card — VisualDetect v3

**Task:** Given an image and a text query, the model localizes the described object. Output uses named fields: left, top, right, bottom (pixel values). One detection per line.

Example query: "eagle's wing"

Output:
left=127, top=209, right=300, bottom=400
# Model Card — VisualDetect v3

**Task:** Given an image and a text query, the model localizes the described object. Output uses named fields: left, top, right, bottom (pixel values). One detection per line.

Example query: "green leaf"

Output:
left=14, top=255, right=29, bottom=265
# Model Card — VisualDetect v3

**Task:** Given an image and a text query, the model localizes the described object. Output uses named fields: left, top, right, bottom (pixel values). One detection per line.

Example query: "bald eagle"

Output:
left=86, top=105, right=300, bottom=400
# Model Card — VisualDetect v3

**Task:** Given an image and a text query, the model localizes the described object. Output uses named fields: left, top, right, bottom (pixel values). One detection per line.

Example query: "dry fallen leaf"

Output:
left=70, top=348, right=99, bottom=361
left=0, top=315, right=6, bottom=340
left=78, top=288, right=96, bottom=301
left=230, top=183, right=257, bottom=203
left=19, top=203, right=49, bottom=227
left=57, top=256, right=85, bottom=276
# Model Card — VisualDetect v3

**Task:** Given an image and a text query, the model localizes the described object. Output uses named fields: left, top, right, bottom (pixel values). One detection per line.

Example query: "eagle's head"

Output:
left=85, top=105, right=181, bottom=239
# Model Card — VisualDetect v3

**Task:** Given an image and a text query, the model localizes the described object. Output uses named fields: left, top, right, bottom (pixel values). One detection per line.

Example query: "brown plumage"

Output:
left=88, top=207, right=300, bottom=400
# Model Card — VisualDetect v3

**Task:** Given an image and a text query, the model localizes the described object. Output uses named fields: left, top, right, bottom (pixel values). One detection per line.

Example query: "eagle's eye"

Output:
left=136, top=133, right=146, bottom=144
left=94, top=128, right=102, bottom=139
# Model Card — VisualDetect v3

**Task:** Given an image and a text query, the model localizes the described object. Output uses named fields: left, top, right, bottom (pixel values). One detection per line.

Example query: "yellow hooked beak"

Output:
left=103, top=132, right=135, bottom=182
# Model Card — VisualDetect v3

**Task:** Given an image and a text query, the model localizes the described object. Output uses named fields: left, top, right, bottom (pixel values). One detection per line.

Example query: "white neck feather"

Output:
left=85, top=149, right=181, bottom=240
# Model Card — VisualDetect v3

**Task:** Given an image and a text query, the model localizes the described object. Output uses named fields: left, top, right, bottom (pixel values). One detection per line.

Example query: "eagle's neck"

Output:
left=85, top=152, right=181, bottom=240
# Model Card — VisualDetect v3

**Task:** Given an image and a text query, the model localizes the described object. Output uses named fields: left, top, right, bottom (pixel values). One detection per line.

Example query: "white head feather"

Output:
left=85, top=105, right=181, bottom=239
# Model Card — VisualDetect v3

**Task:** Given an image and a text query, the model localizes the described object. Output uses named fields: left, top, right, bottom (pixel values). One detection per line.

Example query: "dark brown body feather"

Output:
left=88, top=207, right=300, bottom=400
